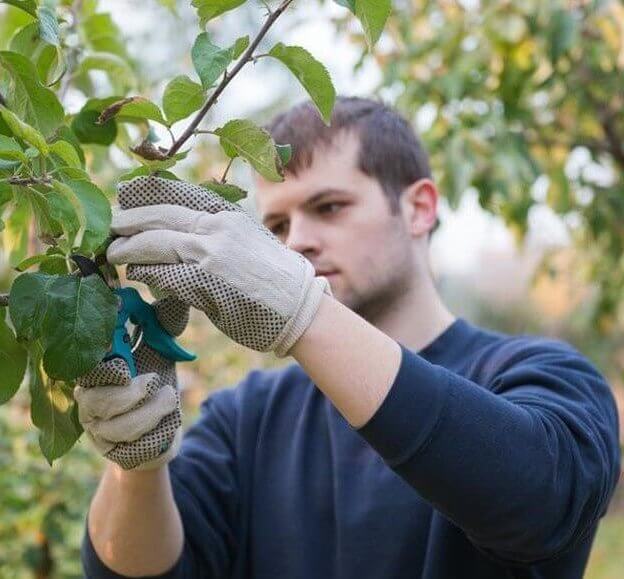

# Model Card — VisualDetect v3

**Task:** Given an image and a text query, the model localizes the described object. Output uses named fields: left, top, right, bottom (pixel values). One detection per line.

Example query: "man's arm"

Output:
left=86, top=465, right=184, bottom=577
left=82, top=392, right=240, bottom=579
left=291, top=294, right=621, bottom=563
left=291, top=293, right=402, bottom=428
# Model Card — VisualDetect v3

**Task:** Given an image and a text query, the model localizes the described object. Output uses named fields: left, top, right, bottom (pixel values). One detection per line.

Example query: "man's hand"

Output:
left=107, top=176, right=332, bottom=358
left=75, top=297, right=189, bottom=470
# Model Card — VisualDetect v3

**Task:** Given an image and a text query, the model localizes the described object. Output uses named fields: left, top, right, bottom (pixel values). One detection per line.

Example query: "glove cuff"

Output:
left=273, top=273, right=333, bottom=358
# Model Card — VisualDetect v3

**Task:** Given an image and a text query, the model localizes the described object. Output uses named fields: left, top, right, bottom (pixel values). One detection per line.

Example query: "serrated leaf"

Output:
left=0, top=134, right=29, bottom=163
left=192, top=0, right=247, bottom=26
left=49, top=140, right=81, bottom=168
left=355, top=0, right=391, bottom=49
left=0, top=0, right=38, bottom=17
left=0, top=106, right=49, bottom=155
left=0, top=308, right=27, bottom=404
left=71, top=108, right=117, bottom=145
left=9, top=272, right=56, bottom=342
left=28, top=345, right=82, bottom=464
left=37, top=1, right=61, bottom=47
left=0, top=51, right=64, bottom=137
left=202, top=180, right=248, bottom=203
left=98, top=96, right=168, bottom=126
left=214, top=119, right=283, bottom=182
left=192, top=32, right=234, bottom=89
left=162, top=75, right=206, bottom=125
left=66, top=179, right=112, bottom=253
left=40, top=274, right=117, bottom=381
left=268, top=43, right=336, bottom=124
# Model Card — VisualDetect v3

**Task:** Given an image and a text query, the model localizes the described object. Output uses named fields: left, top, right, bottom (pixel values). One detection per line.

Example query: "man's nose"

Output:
left=285, top=216, right=321, bottom=256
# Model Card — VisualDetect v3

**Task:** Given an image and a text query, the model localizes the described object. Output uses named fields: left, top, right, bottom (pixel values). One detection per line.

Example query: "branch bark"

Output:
left=167, top=0, right=295, bottom=157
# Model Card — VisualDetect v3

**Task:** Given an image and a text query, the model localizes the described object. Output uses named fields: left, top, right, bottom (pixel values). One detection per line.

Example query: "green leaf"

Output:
left=81, top=13, right=128, bottom=59
left=0, top=308, right=27, bottom=404
left=0, top=0, right=38, bottom=17
left=268, top=43, right=336, bottom=124
left=118, top=167, right=179, bottom=182
left=49, top=140, right=82, bottom=168
left=230, top=35, right=250, bottom=60
left=0, top=51, right=64, bottom=137
left=214, top=119, right=283, bottom=182
left=334, top=0, right=355, bottom=13
left=549, top=9, right=577, bottom=64
left=192, top=32, right=234, bottom=89
left=48, top=180, right=81, bottom=246
left=28, top=346, right=82, bottom=464
left=162, top=75, right=206, bottom=125
left=98, top=96, right=168, bottom=127
left=202, top=180, right=248, bottom=203
left=15, top=253, right=65, bottom=273
left=191, top=0, right=247, bottom=27
left=40, top=274, right=117, bottom=381
left=276, top=143, right=292, bottom=166
left=66, top=179, right=111, bottom=253
left=71, top=109, right=117, bottom=145
left=78, top=52, right=135, bottom=92
left=55, top=126, right=85, bottom=167
left=0, top=134, right=29, bottom=163
left=354, top=0, right=391, bottom=49
left=25, top=186, right=63, bottom=239
left=0, top=106, right=49, bottom=155
left=9, top=272, right=56, bottom=342
left=37, top=0, right=61, bottom=47
left=3, top=195, right=30, bottom=266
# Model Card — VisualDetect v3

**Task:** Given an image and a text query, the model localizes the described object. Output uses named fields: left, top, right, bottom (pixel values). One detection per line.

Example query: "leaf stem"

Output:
left=167, top=0, right=296, bottom=157
left=220, top=157, right=235, bottom=183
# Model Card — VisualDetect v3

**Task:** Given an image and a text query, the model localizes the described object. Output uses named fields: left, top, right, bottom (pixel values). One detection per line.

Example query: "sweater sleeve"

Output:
left=356, top=340, right=621, bottom=564
left=81, top=389, right=240, bottom=579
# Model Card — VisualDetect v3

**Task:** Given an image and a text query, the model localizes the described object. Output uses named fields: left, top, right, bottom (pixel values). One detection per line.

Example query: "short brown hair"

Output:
left=264, top=96, right=432, bottom=214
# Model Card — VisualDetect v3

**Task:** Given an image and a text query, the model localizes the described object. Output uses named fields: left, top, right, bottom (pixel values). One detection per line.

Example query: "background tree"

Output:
left=349, top=0, right=623, bottom=339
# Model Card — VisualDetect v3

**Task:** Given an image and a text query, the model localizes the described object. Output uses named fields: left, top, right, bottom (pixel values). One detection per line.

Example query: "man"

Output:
left=77, top=97, right=620, bottom=578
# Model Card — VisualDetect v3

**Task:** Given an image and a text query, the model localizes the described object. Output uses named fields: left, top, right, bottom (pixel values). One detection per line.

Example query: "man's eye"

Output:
left=318, top=203, right=342, bottom=214
left=271, top=222, right=287, bottom=235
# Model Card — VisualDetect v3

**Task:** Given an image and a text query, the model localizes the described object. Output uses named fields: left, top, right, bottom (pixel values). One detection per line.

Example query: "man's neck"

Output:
left=367, top=278, right=456, bottom=354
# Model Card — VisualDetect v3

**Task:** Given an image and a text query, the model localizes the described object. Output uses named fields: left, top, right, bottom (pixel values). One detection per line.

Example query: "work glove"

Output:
left=74, top=297, right=189, bottom=471
left=107, top=176, right=333, bottom=358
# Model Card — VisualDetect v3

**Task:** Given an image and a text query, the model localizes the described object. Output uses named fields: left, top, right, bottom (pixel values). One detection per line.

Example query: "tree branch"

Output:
left=167, top=0, right=295, bottom=157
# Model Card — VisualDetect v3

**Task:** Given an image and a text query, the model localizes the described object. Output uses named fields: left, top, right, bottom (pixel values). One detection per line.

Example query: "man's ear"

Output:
left=400, top=178, right=439, bottom=239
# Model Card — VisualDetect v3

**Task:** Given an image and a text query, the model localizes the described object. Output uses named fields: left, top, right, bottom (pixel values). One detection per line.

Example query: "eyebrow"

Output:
left=262, top=188, right=352, bottom=224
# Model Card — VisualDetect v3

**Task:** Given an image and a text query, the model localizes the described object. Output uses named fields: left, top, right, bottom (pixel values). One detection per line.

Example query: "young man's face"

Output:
left=253, top=131, right=419, bottom=320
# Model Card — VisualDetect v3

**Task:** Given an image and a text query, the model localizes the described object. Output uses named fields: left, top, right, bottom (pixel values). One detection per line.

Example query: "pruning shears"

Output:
left=71, top=255, right=196, bottom=377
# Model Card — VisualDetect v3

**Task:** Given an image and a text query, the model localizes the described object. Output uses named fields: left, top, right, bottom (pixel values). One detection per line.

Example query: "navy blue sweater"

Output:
left=82, top=318, right=621, bottom=578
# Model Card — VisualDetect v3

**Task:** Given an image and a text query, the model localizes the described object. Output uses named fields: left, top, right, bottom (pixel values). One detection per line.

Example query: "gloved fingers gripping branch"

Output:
left=107, top=179, right=332, bottom=358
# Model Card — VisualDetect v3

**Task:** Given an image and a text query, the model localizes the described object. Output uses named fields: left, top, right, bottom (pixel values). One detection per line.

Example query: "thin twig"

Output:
left=167, top=0, right=295, bottom=157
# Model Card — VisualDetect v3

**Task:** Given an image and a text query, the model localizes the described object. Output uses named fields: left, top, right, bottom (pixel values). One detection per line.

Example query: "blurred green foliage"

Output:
left=360, top=0, right=624, bottom=334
